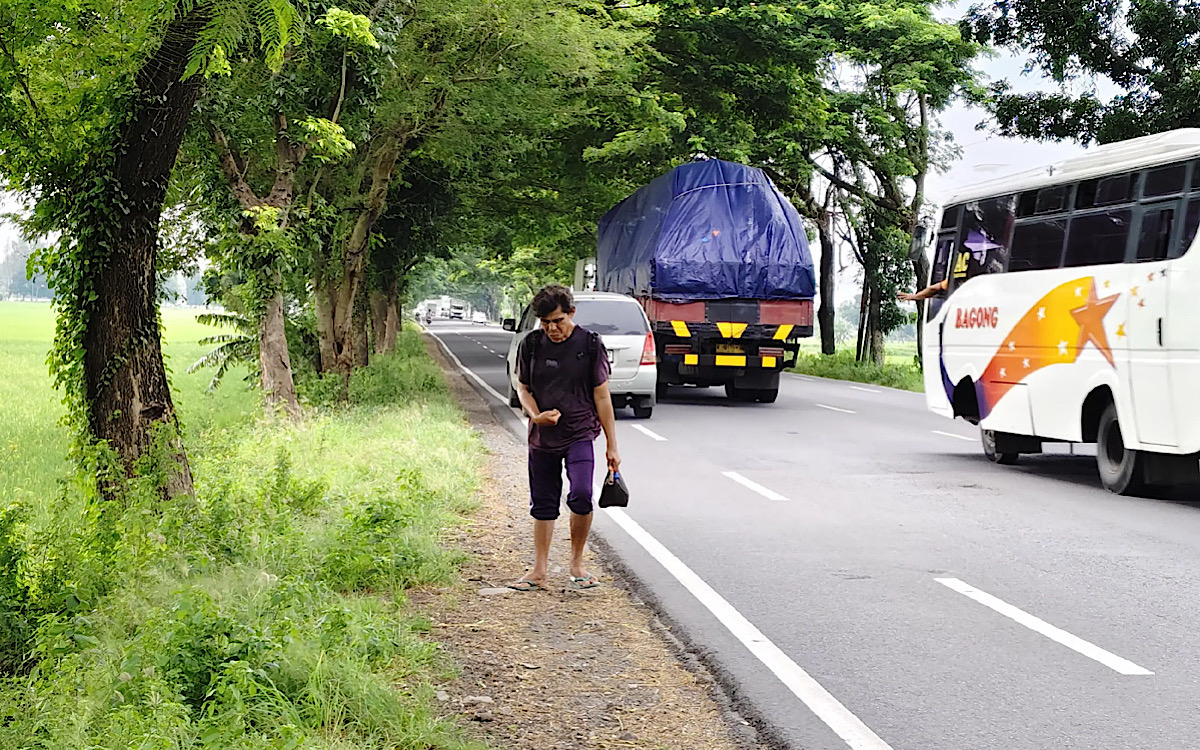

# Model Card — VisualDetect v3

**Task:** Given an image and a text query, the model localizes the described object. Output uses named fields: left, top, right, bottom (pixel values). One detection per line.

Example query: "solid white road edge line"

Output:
left=848, top=385, right=881, bottom=394
left=721, top=471, right=789, bottom=502
left=932, top=430, right=975, bottom=442
left=436, top=329, right=893, bottom=749
left=630, top=424, right=668, bottom=442
left=427, top=329, right=510, bottom=405
left=604, top=506, right=896, bottom=750
left=815, top=403, right=857, bottom=414
left=935, top=578, right=1153, bottom=676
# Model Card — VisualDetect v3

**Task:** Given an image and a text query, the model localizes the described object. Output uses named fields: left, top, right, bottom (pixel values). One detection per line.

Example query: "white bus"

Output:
left=923, top=128, right=1200, bottom=495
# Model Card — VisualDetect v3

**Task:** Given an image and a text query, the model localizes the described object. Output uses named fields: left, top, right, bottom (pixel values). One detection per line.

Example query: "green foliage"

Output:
left=792, top=349, right=924, bottom=392
left=189, top=312, right=259, bottom=391
left=299, top=328, right=448, bottom=407
left=962, top=0, right=1200, bottom=142
left=299, top=117, right=355, bottom=163
left=0, top=308, right=483, bottom=749
left=320, top=8, right=379, bottom=49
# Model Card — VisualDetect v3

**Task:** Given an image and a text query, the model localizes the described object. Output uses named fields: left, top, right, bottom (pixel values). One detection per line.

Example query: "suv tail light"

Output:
left=640, top=332, right=657, bottom=365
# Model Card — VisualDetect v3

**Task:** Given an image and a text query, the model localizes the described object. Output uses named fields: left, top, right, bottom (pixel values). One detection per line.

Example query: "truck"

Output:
left=596, top=159, right=816, bottom=403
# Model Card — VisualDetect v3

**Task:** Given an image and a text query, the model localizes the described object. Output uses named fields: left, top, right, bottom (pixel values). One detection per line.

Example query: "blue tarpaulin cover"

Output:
left=596, top=160, right=815, bottom=302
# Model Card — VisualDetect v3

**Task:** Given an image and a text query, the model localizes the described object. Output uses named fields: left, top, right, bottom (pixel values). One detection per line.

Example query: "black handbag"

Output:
left=598, top=470, right=629, bottom=508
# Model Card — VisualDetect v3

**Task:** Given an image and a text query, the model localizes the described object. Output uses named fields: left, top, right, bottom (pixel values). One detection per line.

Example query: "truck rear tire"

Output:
left=756, top=387, right=778, bottom=404
left=725, top=382, right=755, bottom=402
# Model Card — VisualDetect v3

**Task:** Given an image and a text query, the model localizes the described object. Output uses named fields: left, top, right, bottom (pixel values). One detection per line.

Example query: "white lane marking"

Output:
left=791, top=373, right=819, bottom=382
left=932, top=430, right=974, bottom=442
left=427, top=330, right=509, bottom=405
left=721, top=471, right=789, bottom=502
left=935, top=578, right=1153, bottom=676
left=848, top=385, right=881, bottom=394
left=606, top=508, right=895, bottom=750
left=630, top=424, right=668, bottom=442
left=815, top=403, right=856, bottom=414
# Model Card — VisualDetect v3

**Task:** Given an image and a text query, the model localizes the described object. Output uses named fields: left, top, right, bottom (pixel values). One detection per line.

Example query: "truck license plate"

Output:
left=716, top=344, right=744, bottom=354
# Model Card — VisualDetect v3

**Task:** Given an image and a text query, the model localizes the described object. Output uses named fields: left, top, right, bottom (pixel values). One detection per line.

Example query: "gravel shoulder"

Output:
left=417, top=335, right=764, bottom=750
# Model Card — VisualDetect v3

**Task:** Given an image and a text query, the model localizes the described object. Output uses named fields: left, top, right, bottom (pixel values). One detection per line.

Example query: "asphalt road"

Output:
left=426, top=320, right=1200, bottom=750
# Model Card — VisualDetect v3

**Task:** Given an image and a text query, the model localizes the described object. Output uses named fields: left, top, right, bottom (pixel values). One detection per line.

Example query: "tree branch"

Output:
left=208, top=122, right=262, bottom=210
left=0, top=28, right=50, bottom=138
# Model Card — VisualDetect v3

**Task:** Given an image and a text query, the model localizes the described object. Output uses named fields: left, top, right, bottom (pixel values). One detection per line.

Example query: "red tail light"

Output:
left=640, top=332, right=657, bottom=365
left=759, top=346, right=785, bottom=359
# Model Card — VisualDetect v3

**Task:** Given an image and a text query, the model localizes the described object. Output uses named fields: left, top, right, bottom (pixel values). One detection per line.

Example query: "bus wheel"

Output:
left=1096, top=403, right=1146, bottom=495
left=981, top=429, right=1019, bottom=465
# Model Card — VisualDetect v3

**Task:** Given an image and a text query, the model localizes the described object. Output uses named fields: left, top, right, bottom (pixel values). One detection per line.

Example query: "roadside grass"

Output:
left=0, top=301, right=486, bottom=750
left=791, top=347, right=926, bottom=392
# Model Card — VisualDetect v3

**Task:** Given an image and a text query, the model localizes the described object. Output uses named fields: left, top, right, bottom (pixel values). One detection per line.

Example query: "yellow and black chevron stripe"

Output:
left=656, top=321, right=807, bottom=340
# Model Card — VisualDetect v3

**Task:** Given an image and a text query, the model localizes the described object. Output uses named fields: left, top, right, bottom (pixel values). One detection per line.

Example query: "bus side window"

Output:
left=1010, top=219, right=1067, bottom=272
left=1136, top=207, right=1175, bottom=262
left=1176, top=199, right=1200, bottom=258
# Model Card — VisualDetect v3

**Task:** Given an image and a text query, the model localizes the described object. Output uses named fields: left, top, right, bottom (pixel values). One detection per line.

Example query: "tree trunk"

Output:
left=370, top=290, right=388, bottom=354
left=330, top=137, right=403, bottom=377
left=817, top=206, right=837, bottom=355
left=383, top=277, right=399, bottom=353
left=314, top=273, right=337, bottom=374
left=353, top=285, right=371, bottom=368
left=911, top=94, right=931, bottom=370
left=82, top=8, right=205, bottom=497
left=855, top=275, right=870, bottom=362
left=258, top=289, right=301, bottom=418
left=867, top=286, right=885, bottom=366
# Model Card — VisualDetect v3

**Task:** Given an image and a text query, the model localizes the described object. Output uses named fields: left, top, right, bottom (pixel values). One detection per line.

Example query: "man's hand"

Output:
left=897, top=291, right=920, bottom=302
left=531, top=409, right=561, bottom=426
left=606, top=443, right=621, bottom=473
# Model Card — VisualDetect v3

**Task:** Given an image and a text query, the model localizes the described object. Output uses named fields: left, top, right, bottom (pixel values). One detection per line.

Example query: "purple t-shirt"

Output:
left=516, top=325, right=610, bottom=451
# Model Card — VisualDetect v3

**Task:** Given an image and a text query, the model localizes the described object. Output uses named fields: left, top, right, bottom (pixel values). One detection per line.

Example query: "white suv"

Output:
left=503, top=292, right=657, bottom=419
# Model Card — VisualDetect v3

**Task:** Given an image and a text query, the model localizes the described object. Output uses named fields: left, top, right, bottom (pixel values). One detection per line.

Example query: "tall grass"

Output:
left=792, top=349, right=925, bottom=392
left=0, top=302, right=485, bottom=750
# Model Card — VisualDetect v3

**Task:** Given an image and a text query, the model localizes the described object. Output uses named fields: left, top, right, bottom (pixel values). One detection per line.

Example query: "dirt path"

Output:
left=417, top=336, right=766, bottom=750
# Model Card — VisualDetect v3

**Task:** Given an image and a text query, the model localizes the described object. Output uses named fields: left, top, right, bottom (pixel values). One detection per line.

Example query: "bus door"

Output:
left=922, top=231, right=956, bottom=406
left=1127, top=201, right=1177, bottom=446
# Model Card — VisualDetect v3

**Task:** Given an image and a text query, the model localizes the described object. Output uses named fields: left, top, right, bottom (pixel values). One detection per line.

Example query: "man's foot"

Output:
left=569, top=574, right=599, bottom=590
left=508, top=578, right=545, bottom=592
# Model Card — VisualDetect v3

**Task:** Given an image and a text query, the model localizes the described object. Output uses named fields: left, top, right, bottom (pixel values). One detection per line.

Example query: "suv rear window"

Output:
left=572, top=300, right=648, bottom=335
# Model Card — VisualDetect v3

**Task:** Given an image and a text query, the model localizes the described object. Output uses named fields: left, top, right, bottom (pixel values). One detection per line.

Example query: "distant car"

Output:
left=503, top=292, right=657, bottom=419
left=472, top=311, right=489, bottom=325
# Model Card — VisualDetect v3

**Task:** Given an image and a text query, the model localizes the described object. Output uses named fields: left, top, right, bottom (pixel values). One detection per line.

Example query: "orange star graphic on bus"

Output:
left=974, top=277, right=1120, bottom=418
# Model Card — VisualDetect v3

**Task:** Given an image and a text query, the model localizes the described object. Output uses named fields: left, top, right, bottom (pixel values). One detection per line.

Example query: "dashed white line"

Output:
left=935, top=578, right=1154, bottom=676
left=605, top=508, right=895, bottom=750
left=848, top=385, right=881, bottom=394
left=721, top=471, right=789, bottom=502
left=630, top=424, right=668, bottom=442
left=815, top=403, right=856, bottom=414
left=932, top=430, right=974, bottom=442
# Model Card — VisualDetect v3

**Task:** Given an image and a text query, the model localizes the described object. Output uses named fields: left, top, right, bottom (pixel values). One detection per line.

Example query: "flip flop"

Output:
left=570, top=575, right=599, bottom=590
left=508, top=579, right=543, bottom=592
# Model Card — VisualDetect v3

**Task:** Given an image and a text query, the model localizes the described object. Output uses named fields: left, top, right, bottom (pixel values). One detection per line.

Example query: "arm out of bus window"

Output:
left=897, top=277, right=948, bottom=302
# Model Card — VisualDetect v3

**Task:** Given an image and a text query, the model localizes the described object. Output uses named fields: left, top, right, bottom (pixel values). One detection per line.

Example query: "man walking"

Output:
left=510, top=284, right=620, bottom=591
